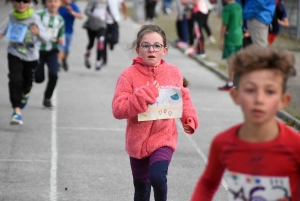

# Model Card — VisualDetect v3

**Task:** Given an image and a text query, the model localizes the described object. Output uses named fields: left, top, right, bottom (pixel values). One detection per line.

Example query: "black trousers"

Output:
left=86, top=28, right=106, bottom=61
left=7, top=53, right=38, bottom=108
left=145, top=0, right=157, bottom=21
left=35, top=50, right=59, bottom=100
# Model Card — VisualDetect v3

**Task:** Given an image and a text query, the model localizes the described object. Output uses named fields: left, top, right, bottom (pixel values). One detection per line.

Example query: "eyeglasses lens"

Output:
left=140, top=43, right=163, bottom=52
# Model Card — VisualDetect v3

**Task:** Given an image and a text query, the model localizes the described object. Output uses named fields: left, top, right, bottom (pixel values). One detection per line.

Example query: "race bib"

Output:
left=6, top=22, right=27, bottom=42
left=138, top=87, right=182, bottom=121
left=47, top=28, right=59, bottom=42
left=224, top=169, right=291, bottom=201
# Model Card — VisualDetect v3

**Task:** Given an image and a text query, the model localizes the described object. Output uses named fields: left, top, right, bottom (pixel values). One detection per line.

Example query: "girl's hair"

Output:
left=183, top=77, right=190, bottom=88
left=130, top=25, right=167, bottom=49
left=230, top=45, right=296, bottom=92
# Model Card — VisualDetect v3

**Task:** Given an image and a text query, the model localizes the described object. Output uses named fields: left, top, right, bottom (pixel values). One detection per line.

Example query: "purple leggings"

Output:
left=130, top=146, right=173, bottom=201
left=130, top=146, right=173, bottom=182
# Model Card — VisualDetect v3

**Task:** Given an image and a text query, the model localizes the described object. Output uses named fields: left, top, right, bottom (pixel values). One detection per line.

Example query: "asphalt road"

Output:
left=0, top=1, right=245, bottom=200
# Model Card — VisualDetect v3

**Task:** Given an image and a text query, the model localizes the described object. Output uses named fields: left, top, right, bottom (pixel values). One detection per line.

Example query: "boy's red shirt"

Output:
left=191, top=122, right=300, bottom=200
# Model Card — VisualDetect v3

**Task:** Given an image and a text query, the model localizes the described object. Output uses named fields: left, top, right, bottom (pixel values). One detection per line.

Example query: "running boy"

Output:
left=35, top=0, right=64, bottom=109
left=191, top=45, right=299, bottom=200
left=58, top=0, right=82, bottom=71
left=0, top=0, right=50, bottom=125
left=218, top=0, right=242, bottom=91
left=112, top=25, right=199, bottom=200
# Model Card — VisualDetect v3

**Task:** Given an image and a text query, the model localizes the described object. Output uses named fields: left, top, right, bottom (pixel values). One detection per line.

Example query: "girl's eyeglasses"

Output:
left=15, top=0, right=30, bottom=3
left=140, top=43, right=164, bottom=52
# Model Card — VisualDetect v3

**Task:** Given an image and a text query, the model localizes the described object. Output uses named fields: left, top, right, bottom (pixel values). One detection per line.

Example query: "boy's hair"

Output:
left=130, top=25, right=167, bottom=49
left=183, top=77, right=190, bottom=88
left=230, top=45, right=296, bottom=92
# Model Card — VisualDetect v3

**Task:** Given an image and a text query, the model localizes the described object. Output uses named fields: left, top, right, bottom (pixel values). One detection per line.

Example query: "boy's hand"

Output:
left=66, top=5, right=73, bottom=13
left=0, top=34, right=3, bottom=39
left=30, top=24, right=39, bottom=36
left=219, top=41, right=223, bottom=50
left=57, top=37, right=64, bottom=45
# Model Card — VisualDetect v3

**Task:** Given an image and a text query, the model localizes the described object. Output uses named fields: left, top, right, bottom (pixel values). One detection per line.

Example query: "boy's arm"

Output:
left=0, top=23, right=9, bottom=39
left=68, top=4, right=83, bottom=19
left=31, top=18, right=50, bottom=42
left=57, top=22, right=65, bottom=45
left=278, top=17, right=289, bottom=27
left=219, top=24, right=226, bottom=50
left=121, top=0, right=128, bottom=20
left=191, top=137, right=225, bottom=200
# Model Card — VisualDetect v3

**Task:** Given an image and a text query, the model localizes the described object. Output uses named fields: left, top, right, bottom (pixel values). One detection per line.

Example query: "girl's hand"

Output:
left=147, top=80, right=160, bottom=90
left=183, top=124, right=194, bottom=134
left=30, top=24, right=39, bottom=36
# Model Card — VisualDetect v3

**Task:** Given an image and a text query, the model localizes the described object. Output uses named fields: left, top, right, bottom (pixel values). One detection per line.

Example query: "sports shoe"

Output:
left=207, top=36, right=216, bottom=44
left=218, top=83, right=234, bottom=91
left=184, top=47, right=195, bottom=56
left=43, top=99, right=53, bottom=109
left=84, top=54, right=91, bottom=69
left=10, top=112, right=23, bottom=125
left=196, top=53, right=207, bottom=59
left=20, top=93, right=29, bottom=109
left=96, top=61, right=103, bottom=71
left=176, top=41, right=187, bottom=49
left=62, top=59, right=68, bottom=71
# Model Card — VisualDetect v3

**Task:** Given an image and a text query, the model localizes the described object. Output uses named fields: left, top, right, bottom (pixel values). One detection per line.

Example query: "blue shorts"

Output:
left=58, top=33, right=73, bottom=54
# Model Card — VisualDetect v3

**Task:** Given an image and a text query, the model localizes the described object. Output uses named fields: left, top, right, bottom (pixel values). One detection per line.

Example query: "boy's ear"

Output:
left=279, top=93, right=291, bottom=110
left=136, top=47, right=139, bottom=56
left=229, top=88, right=240, bottom=105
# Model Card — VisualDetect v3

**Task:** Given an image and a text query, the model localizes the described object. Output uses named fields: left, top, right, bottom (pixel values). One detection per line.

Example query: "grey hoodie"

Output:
left=0, top=12, right=50, bottom=61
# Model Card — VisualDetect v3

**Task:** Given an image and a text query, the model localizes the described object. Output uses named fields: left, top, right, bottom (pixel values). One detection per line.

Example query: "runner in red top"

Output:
left=191, top=45, right=299, bottom=201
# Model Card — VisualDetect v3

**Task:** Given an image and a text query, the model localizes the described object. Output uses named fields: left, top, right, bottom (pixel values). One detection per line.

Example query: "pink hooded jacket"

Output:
left=112, top=57, right=199, bottom=159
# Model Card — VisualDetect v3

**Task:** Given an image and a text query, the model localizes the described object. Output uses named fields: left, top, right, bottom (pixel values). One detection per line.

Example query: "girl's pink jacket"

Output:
left=112, top=57, right=199, bottom=159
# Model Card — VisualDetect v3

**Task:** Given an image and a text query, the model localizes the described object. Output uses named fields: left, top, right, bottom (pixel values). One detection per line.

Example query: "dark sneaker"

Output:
left=62, top=59, right=68, bottom=71
left=43, top=99, right=53, bottom=109
left=218, top=84, right=234, bottom=91
left=20, top=93, right=29, bottom=109
left=10, top=112, right=23, bottom=125
left=84, top=54, right=91, bottom=69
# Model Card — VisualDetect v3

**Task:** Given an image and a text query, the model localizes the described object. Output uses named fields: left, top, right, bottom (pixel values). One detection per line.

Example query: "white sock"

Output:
left=228, top=82, right=233, bottom=87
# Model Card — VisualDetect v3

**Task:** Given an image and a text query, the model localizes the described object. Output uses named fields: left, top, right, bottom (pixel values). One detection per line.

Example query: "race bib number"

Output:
left=138, top=87, right=182, bottom=121
left=6, top=22, right=27, bottom=42
left=224, top=169, right=291, bottom=201
left=47, top=28, right=59, bottom=42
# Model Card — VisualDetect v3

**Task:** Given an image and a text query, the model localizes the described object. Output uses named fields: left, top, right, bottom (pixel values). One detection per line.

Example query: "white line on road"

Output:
left=176, top=120, right=228, bottom=191
left=57, top=127, right=124, bottom=131
left=50, top=90, right=57, bottom=201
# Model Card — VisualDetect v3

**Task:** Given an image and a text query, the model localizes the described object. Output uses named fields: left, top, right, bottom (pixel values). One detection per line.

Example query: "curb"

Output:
left=167, top=39, right=300, bottom=132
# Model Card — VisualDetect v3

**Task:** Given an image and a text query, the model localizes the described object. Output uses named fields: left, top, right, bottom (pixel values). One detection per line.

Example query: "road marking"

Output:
left=0, top=159, right=47, bottom=162
left=176, top=120, right=228, bottom=191
left=50, top=90, right=57, bottom=201
left=57, top=127, right=124, bottom=131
